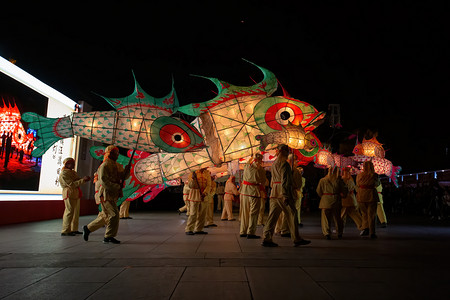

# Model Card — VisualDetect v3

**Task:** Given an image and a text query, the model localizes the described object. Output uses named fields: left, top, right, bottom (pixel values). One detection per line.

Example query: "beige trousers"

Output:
left=377, top=202, right=387, bottom=224
left=221, top=200, right=234, bottom=220
left=119, top=201, right=130, bottom=218
left=205, top=198, right=215, bottom=226
left=185, top=201, right=208, bottom=232
left=341, top=206, right=363, bottom=231
left=217, top=195, right=224, bottom=211
left=257, top=197, right=266, bottom=226
left=263, top=198, right=301, bottom=243
left=87, top=201, right=120, bottom=238
left=321, top=205, right=343, bottom=236
left=61, top=197, right=80, bottom=233
left=295, top=191, right=303, bottom=223
left=240, top=195, right=261, bottom=235
left=359, top=201, right=377, bottom=234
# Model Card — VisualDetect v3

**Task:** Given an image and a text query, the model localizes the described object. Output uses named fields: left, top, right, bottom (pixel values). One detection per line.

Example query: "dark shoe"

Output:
left=247, top=234, right=261, bottom=239
left=261, top=241, right=278, bottom=247
left=370, top=233, right=378, bottom=239
left=280, top=233, right=291, bottom=238
left=325, top=235, right=331, bottom=240
left=221, top=219, right=227, bottom=221
left=240, top=234, right=247, bottom=237
left=360, top=228, right=369, bottom=236
left=61, top=232, right=76, bottom=236
left=194, top=231, right=208, bottom=234
left=72, top=231, right=83, bottom=235
left=205, top=224, right=217, bottom=227
left=82, top=225, right=90, bottom=241
left=298, top=223, right=304, bottom=227
left=185, top=231, right=195, bottom=235
left=294, top=239, right=311, bottom=246
left=338, top=234, right=343, bottom=239
left=120, top=217, right=127, bottom=219
left=103, top=237, right=121, bottom=244
left=126, top=217, right=133, bottom=219
left=380, top=223, right=387, bottom=228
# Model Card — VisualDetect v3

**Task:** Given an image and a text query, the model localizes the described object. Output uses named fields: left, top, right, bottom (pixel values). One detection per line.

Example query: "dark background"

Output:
left=1, top=2, right=448, bottom=174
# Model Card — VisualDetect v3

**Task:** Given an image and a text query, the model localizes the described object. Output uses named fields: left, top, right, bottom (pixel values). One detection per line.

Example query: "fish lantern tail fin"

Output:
left=390, top=165, right=402, bottom=188
left=22, top=112, right=73, bottom=157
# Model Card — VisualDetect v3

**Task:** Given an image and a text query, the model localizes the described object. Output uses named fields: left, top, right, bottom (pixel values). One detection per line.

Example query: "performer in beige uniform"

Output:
left=83, top=145, right=130, bottom=244
left=276, top=154, right=305, bottom=237
left=216, top=182, right=225, bottom=212
left=221, top=176, right=239, bottom=221
left=376, top=183, right=387, bottom=227
left=257, top=178, right=269, bottom=226
left=205, top=177, right=217, bottom=227
left=119, top=200, right=132, bottom=219
left=340, top=167, right=362, bottom=232
left=178, top=179, right=191, bottom=216
left=185, top=168, right=211, bottom=235
left=356, top=161, right=380, bottom=238
left=240, top=153, right=266, bottom=239
left=262, top=145, right=311, bottom=247
left=59, top=157, right=90, bottom=236
left=316, top=167, right=344, bottom=239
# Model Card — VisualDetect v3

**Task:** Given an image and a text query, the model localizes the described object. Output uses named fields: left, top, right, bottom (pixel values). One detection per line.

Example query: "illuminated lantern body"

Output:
left=353, top=137, right=385, bottom=158
left=22, top=80, right=205, bottom=157
left=135, top=63, right=325, bottom=185
left=22, top=61, right=325, bottom=185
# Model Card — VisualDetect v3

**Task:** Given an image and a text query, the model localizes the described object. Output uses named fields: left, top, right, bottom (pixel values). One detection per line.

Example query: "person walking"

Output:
left=221, top=176, right=239, bottom=221
left=240, top=153, right=266, bottom=239
left=59, top=157, right=90, bottom=236
left=205, top=176, right=217, bottom=228
left=262, top=145, right=311, bottom=247
left=83, top=145, right=130, bottom=244
left=340, top=167, right=363, bottom=232
left=185, top=168, right=211, bottom=235
left=316, top=167, right=344, bottom=240
left=356, top=161, right=380, bottom=239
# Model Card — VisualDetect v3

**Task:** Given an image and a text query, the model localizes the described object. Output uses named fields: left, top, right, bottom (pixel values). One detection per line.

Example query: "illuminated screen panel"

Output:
left=0, top=57, right=77, bottom=200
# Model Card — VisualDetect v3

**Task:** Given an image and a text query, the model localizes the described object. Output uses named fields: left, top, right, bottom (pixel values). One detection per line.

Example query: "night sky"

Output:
left=1, top=2, right=448, bottom=174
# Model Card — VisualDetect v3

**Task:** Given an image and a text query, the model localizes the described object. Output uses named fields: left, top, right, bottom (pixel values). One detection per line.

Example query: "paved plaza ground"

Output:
left=0, top=211, right=449, bottom=299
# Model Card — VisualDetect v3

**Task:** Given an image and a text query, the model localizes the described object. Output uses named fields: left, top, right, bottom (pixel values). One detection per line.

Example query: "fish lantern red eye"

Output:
left=254, top=96, right=323, bottom=133
left=151, top=117, right=204, bottom=152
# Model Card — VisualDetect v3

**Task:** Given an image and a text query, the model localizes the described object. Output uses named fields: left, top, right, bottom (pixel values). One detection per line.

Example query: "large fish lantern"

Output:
left=22, top=61, right=325, bottom=185
left=22, top=78, right=205, bottom=157
left=133, top=62, right=325, bottom=184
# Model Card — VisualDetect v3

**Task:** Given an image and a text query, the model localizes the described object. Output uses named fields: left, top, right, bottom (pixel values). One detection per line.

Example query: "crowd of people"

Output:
left=380, top=180, right=450, bottom=221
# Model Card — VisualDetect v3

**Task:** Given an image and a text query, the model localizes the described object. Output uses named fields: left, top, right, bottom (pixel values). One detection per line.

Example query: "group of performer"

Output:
left=180, top=144, right=311, bottom=247
left=317, top=160, right=386, bottom=239
left=58, top=143, right=386, bottom=246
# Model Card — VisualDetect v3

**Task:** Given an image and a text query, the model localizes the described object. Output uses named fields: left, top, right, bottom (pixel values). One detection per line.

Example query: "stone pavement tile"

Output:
left=320, top=282, right=393, bottom=300
left=0, top=267, right=62, bottom=298
left=180, top=266, right=247, bottom=281
left=40, top=267, right=124, bottom=283
left=171, top=281, right=251, bottom=300
left=0, top=253, right=113, bottom=268
left=220, top=258, right=305, bottom=267
left=105, top=258, right=220, bottom=267
left=86, top=266, right=184, bottom=299
left=246, top=267, right=332, bottom=300
left=2, top=282, right=103, bottom=300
